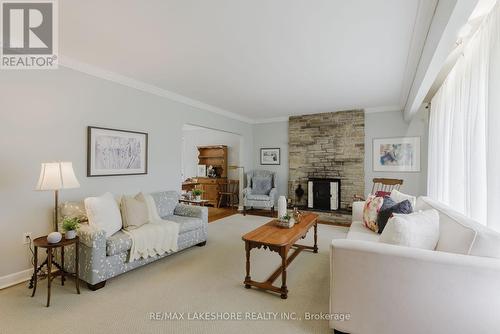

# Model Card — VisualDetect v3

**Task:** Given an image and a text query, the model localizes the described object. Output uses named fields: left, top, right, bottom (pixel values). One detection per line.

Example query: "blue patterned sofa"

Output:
left=58, top=191, right=208, bottom=290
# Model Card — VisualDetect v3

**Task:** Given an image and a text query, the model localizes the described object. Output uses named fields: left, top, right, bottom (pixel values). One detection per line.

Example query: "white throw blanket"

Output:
left=124, top=194, right=179, bottom=262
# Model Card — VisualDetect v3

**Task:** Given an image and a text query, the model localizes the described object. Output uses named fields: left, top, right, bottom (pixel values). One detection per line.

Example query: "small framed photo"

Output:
left=260, top=148, right=280, bottom=165
left=87, top=126, right=148, bottom=177
left=197, top=164, right=207, bottom=177
left=373, top=137, right=420, bottom=172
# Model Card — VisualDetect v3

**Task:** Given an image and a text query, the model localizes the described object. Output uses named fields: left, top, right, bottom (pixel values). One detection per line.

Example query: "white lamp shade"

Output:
left=36, top=162, right=80, bottom=191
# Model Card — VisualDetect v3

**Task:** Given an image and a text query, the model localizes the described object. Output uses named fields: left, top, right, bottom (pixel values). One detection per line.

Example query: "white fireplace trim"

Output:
left=308, top=181, right=314, bottom=208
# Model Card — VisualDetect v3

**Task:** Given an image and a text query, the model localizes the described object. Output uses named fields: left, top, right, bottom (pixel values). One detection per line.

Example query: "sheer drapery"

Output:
left=429, top=3, right=500, bottom=230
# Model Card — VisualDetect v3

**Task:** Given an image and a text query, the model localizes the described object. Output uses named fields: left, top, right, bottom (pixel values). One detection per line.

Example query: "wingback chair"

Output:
left=242, top=170, right=277, bottom=215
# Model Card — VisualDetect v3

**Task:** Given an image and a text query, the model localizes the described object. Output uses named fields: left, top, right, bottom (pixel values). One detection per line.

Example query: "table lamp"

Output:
left=36, top=162, right=80, bottom=232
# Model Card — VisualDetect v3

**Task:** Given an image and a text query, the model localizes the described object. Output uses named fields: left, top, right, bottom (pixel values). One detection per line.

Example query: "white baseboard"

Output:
left=0, top=268, right=33, bottom=290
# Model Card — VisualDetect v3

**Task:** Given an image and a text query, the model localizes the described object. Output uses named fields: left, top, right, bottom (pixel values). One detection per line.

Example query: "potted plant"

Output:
left=277, top=213, right=294, bottom=228
left=62, top=217, right=80, bottom=239
left=192, top=189, right=203, bottom=201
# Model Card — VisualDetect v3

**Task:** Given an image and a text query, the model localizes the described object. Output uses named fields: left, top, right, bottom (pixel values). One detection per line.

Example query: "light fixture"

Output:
left=36, top=162, right=80, bottom=231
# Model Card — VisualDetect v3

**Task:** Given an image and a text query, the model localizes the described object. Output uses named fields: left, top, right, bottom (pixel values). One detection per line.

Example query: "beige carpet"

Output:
left=0, top=214, right=347, bottom=334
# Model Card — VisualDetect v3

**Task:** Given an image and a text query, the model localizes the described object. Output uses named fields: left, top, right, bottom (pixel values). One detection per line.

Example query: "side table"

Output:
left=31, top=235, right=80, bottom=307
left=179, top=199, right=210, bottom=206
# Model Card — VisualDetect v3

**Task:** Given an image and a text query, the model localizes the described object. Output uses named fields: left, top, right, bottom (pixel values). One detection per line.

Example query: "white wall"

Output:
left=252, top=121, right=289, bottom=197
left=252, top=110, right=429, bottom=199
left=0, top=67, right=253, bottom=279
left=365, top=109, right=429, bottom=197
left=182, top=127, right=241, bottom=180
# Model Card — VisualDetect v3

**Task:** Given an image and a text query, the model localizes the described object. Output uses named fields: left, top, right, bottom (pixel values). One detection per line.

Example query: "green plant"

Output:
left=192, top=189, right=203, bottom=196
left=280, top=214, right=291, bottom=222
left=62, top=217, right=80, bottom=232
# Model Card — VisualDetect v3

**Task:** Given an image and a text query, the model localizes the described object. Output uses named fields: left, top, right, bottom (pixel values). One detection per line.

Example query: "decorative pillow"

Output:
left=363, top=195, right=384, bottom=232
left=85, top=192, right=123, bottom=238
left=390, top=189, right=416, bottom=208
left=150, top=191, right=179, bottom=218
left=376, top=198, right=413, bottom=234
left=379, top=209, right=440, bottom=250
left=375, top=191, right=391, bottom=197
left=121, top=193, right=149, bottom=231
left=252, top=176, right=272, bottom=195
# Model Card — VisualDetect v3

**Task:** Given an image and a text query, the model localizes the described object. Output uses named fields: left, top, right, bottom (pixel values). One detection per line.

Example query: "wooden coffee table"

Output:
left=242, top=213, right=319, bottom=299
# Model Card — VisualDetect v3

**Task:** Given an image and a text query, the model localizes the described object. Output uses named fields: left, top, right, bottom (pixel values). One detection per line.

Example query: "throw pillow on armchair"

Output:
left=252, top=176, right=272, bottom=195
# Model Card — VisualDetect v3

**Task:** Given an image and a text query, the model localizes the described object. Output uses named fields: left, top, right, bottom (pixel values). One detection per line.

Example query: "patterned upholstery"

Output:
left=242, top=170, right=277, bottom=210
left=106, top=230, right=132, bottom=256
left=56, top=191, right=208, bottom=286
left=164, top=215, right=203, bottom=234
left=150, top=191, right=180, bottom=217
left=246, top=194, right=273, bottom=201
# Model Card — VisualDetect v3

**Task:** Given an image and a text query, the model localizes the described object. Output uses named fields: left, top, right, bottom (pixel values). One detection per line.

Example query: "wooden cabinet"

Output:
left=197, top=145, right=228, bottom=177
left=194, top=177, right=226, bottom=207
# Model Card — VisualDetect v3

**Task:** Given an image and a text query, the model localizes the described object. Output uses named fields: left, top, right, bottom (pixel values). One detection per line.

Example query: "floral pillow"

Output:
left=363, top=195, right=384, bottom=232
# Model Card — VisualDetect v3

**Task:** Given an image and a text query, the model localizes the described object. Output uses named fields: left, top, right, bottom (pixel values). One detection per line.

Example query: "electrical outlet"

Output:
left=22, top=232, right=32, bottom=244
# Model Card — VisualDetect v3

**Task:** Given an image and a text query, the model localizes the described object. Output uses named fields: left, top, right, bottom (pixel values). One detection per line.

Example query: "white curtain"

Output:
left=428, top=3, right=500, bottom=230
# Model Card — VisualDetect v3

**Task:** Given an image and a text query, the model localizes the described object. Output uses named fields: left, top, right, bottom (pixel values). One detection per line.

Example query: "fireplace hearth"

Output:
left=307, top=178, right=341, bottom=211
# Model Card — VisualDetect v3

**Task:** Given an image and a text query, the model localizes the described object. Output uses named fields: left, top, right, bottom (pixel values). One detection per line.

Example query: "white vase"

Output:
left=65, top=230, right=76, bottom=239
left=278, top=196, right=287, bottom=218
left=195, top=195, right=201, bottom=201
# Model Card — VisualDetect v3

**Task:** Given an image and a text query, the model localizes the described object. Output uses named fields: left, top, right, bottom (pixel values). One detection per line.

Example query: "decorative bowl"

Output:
left=47, top=232, right=62, bottom=244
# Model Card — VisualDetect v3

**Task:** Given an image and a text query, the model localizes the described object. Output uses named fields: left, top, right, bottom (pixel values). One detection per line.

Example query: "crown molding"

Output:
left=364, top=105, right=402, bottom=113
left=253, top=116, right=289, bottom=124
left=58, top=56, right=255, bottom=124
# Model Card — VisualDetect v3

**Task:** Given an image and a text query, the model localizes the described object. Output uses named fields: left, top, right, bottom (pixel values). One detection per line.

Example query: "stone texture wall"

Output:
left=288, top=110, right=365, bottom=209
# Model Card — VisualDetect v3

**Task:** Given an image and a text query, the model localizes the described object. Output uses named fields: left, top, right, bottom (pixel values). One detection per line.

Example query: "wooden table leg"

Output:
left=244, top=242, right=251, bottom=288
left=61, top=246, right=65, bottom=286
left=31, top=246, right=38, bottom=297
left=280, top=247, right=288, bottom=299
left=313, top=222, right=318, bottom=253
left=75, top=241, right=80, bottom=294
left=46, top=248, right=52, bottom=307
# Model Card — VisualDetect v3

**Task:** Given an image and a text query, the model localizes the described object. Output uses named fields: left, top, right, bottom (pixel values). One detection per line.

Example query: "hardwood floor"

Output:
left=208, top=207, right=238, bottom=223
left=208, top=207, right=277, bottom=223
left=208, top=206, right=350, bottom=227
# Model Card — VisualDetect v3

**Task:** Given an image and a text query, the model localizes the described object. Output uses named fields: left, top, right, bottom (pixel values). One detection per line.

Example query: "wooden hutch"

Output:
left=195, top=145, right=228, bottom=207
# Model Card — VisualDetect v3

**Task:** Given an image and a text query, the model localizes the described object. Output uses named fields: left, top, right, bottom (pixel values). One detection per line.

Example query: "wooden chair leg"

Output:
left=218, top=194, right=223, bottom=208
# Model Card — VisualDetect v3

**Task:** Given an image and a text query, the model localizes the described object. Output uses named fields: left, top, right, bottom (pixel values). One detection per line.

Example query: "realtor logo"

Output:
left=1, top=0, right=58, bottom=69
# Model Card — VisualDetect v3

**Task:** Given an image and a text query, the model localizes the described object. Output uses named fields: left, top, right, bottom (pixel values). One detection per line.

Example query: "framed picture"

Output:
left=373, top=137, right=420, bottom=172
left=197, top=164, right=207, bottom=177
left=87, top=126, right=148, bottom=177
left=260, top=148, right=280, bottom=165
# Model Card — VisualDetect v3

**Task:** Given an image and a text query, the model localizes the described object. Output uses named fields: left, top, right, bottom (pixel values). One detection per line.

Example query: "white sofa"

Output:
left=330, top=196, right=500, bottom=334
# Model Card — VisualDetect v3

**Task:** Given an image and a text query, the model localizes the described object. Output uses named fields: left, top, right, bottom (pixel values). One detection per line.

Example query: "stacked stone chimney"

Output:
left=288, top=110, right=365, bottom=210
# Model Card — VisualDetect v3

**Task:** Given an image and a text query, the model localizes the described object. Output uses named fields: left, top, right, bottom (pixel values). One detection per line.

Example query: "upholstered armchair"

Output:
left=242, top=170, right=277, bottom=215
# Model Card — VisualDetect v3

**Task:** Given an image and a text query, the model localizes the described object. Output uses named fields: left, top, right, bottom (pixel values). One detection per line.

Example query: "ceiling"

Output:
left=60, top=0, right=435, bottom=122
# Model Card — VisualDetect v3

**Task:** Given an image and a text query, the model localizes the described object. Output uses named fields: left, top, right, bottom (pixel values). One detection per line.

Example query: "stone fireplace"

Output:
left=288, top=110, right=364, bottom=211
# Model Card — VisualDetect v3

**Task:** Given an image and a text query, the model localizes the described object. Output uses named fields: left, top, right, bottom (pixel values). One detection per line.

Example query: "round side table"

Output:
left=31, top=235, right=80, bottom=307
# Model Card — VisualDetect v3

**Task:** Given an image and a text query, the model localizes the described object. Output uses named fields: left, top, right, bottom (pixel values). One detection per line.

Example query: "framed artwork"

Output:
left=197, top=164, right=207, bottom=177
left=87, top=126, right=148, bottom=177
left=373, top=137, right=420, bottom=172
left=260, top=148, right=280, bottom=165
